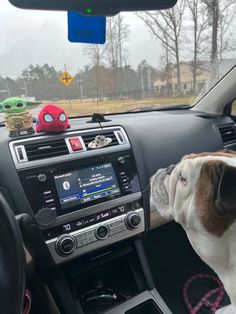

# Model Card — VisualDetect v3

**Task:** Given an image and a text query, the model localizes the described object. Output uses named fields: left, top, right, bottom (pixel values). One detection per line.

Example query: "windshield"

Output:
left=0, top=0, right=236, bottom=118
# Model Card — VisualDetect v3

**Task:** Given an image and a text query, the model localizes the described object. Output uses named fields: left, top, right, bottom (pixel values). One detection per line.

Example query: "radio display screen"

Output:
left=54, top=163, right=120, bottom=209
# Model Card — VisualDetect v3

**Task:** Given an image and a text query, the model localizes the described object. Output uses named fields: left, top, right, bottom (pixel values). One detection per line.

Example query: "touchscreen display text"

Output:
left=54, top=163, right=120, bottom=209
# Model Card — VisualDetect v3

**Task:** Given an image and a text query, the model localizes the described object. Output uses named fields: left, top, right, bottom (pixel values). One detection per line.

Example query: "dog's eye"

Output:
left=179, top=173, right=187, bottom=185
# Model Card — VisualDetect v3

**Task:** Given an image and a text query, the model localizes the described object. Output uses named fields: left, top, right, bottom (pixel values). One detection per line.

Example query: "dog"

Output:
left=150, top=152, right=236, bottom=313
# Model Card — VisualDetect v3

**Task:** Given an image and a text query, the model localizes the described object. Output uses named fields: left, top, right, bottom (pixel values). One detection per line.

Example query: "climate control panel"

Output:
left=46, top=208, right=145, bottom=264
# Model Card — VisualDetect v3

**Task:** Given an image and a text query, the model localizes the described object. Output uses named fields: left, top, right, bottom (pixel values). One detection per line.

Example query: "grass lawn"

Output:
left=43, top=96, right=194, bottom=117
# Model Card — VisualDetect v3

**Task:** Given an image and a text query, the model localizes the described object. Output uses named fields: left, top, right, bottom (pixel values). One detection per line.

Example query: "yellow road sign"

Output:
left=59, top=71, right=74, bottom=87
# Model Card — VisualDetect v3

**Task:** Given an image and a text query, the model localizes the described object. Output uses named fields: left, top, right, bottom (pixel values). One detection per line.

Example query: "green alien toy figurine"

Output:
left=0, top=97, right=41, bottom=137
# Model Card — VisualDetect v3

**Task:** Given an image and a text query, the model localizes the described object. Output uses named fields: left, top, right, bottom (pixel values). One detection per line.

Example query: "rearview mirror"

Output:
left=9, top=0, right=177, bottom=16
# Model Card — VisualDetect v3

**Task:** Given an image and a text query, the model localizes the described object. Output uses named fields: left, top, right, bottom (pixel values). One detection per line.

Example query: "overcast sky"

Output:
left=0, top=0, right=162, bottom=78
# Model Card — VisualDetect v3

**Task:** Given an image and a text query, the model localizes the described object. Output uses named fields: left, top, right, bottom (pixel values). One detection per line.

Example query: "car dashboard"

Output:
left=0, top=108, right=235, bottom=313
left=0, top=109, right=234, bottom=261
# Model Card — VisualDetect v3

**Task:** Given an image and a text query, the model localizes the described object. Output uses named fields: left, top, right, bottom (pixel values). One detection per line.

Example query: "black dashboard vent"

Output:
left=218, top=124, right=236, bottom=145
left=82, top=131, right=119, bottom=149
left=24, top=139, right=69, bottom=161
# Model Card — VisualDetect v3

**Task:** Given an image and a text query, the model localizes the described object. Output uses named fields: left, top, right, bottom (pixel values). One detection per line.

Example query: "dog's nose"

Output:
left=166, top=164, right=175, bottom=175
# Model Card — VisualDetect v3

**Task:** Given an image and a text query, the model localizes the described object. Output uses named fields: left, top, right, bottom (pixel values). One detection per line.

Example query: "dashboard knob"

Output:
left=56, top=235, right=76, bottom=256
left=37, top=173, right=47, bottom=182
left=95, top=225, right=109, bottom=240
left=125, top=212, right=141, bottom=230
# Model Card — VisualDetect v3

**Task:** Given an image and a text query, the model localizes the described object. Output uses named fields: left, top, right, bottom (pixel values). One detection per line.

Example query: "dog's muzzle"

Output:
left=151, top=164, right=176, bottom=218
left=151, top=165, right=175, bottom=205
left=166, top=164, right=175, bottom=175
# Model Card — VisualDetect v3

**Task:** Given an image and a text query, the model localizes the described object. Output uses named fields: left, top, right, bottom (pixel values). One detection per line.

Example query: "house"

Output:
left=153, top=62, right=209, bottom=96
left=154, top=59, right=236, bottom=97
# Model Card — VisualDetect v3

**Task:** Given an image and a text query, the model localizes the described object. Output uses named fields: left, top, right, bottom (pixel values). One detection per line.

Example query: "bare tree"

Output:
left=105, top=14, right=130, bottom=97
left=106, top=17, right=119, bottom=69
left=84, top=44, right=107, bottom=102
left=202, top=0, right=219, bottom=64
left=84, top=44, right=107, bottom=68
left=116, top=14, right=130, bottom=69
left=202, top=0, right=235, bottom=63
left=106, top=15, right=130, bottom=68
left=117, top=14, right=130, bottom=95
left=186, top=0, right=208, bottom=94
left=218, top=1, right=236, bottom=60
left=159, top=32, right=173, bottom=97
left=137, top=1, right=186, bottom=93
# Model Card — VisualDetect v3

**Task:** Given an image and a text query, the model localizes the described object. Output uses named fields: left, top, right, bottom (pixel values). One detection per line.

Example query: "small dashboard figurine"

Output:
left=36, top=104, right=70, bottom=133
left=0, top=97, right=40, bottom=137
left=88, top=135, right=112, bottom=149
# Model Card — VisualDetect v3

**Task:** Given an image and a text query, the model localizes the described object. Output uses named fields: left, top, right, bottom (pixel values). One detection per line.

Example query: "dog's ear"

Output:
left=215, top=163, right=236, bottom=215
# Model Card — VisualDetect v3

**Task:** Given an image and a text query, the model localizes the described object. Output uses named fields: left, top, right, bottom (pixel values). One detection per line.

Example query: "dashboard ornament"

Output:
left=36, top=105, right=71, bottom=133
left=0, top=97, right=40, bottom=137
left=88, top=135, right=112, bottom=149
left=87, top=113, right=111, bottom=124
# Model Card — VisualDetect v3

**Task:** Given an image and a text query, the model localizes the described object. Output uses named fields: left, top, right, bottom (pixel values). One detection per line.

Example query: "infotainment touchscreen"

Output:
left=54, top=163, right=120, bottom=209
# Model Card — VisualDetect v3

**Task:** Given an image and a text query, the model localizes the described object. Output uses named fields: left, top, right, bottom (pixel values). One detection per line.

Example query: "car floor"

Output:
left=143, top=222, right=230, bottom=314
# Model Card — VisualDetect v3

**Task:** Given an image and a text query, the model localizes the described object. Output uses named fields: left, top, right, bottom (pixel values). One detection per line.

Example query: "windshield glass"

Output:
left=0, top=0, right=236, bottom=118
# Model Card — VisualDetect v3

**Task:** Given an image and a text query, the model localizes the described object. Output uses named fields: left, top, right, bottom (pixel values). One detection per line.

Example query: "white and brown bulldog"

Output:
left=151, top=152, right=236, bottom=312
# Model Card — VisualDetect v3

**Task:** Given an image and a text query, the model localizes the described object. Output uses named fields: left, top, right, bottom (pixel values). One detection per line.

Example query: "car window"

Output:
left=0, top=0, right=236, bottom=118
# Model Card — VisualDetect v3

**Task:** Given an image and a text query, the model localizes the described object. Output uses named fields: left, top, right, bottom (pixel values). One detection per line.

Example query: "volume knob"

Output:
left=125, top=212, right=141, bottom=230
left=37, top=173, right=47, bottom=182
left=56, top=235, right=76, bottom=256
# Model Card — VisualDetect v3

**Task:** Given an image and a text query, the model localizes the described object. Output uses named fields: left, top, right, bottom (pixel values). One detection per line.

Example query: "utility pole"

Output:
left=79, top=79, right=83, bottom=100
left=77, top=69, right=84, bottom=100
left=5, top=79, right=11, bottom=98
left=64, top=64, right=72, bottom=114
left=23, top=78, right=28, bottom=99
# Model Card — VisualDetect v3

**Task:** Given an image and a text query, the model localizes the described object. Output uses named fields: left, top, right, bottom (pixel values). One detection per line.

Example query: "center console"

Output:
left=10, top=126, right=145, bottom=264
left=9, top=125, right=171, bottom=314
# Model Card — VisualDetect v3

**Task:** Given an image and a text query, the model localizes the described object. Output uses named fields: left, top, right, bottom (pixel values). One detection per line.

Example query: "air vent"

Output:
left=82, top=131, right=119, bottom=149
left=24, top=139, right=69, bottom=161
left=218, top=124, right=236, bottom=145
left=10, top=126, right=130, bottom=169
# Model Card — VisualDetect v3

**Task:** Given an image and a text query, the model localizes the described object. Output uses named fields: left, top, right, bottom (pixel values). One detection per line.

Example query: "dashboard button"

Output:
left=75, top=233, right=86, bottom=241
left=117, top=157, right=126, bottom=164
left=110, top=227, right=119, bottom=235
left=86, top=236, right=96, bottom=244
left=123, top=184, right=130, bottom=191
left=69, top=137, right=83, bottom=151
left=77, top=238, right=88, bottom=248
left=95, top=225, right=109, bottom=240
left=85, top=230, right=95, bottom=238
left=37, top=173, right=47, bottom=182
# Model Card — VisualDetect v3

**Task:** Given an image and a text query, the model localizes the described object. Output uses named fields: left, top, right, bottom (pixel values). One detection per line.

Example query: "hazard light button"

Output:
left=69, top=137, right=83, bottom=151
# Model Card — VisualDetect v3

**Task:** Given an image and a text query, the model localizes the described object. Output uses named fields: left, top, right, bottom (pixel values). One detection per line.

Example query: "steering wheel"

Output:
left=0, top=192, right=25, bottom=314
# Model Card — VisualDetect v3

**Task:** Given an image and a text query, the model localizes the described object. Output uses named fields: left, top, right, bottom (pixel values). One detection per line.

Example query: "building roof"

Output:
left=154, top=59, right=236, bottom=87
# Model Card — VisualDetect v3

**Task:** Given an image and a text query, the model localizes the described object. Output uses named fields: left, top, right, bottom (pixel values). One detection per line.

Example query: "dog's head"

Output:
left=151, top=151, right=236, bottom=236
left=151, top=151, right=236, bottom=305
